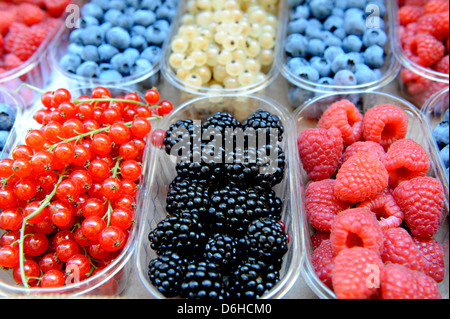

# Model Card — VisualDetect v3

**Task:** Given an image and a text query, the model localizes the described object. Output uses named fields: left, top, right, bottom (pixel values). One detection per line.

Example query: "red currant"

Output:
left=40, top=269, right=66, bottom=288
left=158, top=100, right=173, bottom=116
left=120, top=160, right=142, bottom=181
left=81, top=216, right=107, bottom=242
left=144, top=89, right=160, bottom=105
left=0, top=208, right=23, bottom=231
left=99, top=226, right=126, bottom=252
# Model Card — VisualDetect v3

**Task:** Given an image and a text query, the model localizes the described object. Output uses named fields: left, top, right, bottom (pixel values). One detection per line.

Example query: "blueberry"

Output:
left=145, top=25, right=167, bottom=46
left=287, top=57, right=309, bottom=72
left=362, top=28, right=387, bottom=47
left=331, top=53, right=358, bottom=73
left=67, top=43, right=84, bottom=56
left=131, top=25, right=147, bottom=37
left=107, top=0, right=127, bottom=11
left=155, top=3, right=177, bottom=22
left=106, top=27, right=131, bottom=50
left=288, top=18, right=308, bottom=34
left=307, top=38, right=325, bottom=57
left=295, top=66, right=320, bottom=82
left=343, top=8, right=366, bottom=36
left=0, top=130, right=10, bottom=151
left=131, top=58, right=153, bottom=75
left=333, top=28, right=347, bottom=40
left=309, top=0, right=334, bottom=20
left=324, top=46, right=344, bottom=62
left=114, top=14, right=134, bottom=31
left=79, top=16, right=99, bottom=28
left=0, top=104, right=16, bottom=131
left=99, top=63, right=112, bottom=72
left=347, top=0, right=366, bottom=9
left=59, top=53, right=82, bottom=73
left=79, top=26, right=104, bottom=46
left=69, top=29, right=84, bottom=45
left=331, top=8, right=345, bottom=18
left=433, top=121, right=450, bottom=150
left=366, top=1, right=386, bottom=17
left=81, top=3, right=104, bottom=20
left=76, top=61, right=100, bottom=78
left=111, top=53, right=133, bottom=75
left=305, top=24, right=323, bottom=40
left=323, top=32, right=343, bottom=47
left=334, top=69, right=357, bottom=86
left=131, top=35, right=149, bottom=52
left=355, top=64, right=378, bottom=84
left=103, top=9, right=122, bottom=24
left=81, top=45, right=100, bottom=62
left=154, top=19, right=170, bottom=33
left=439, top=145, right=449, bottom=169
left=311, top=57, right=331, bottom=77
left=363, top=45, right=385, bottom=68
left=343, top=35, right=363, bottom=52
left=285, top=33, right=308, bottom=57
left=141, top=46, right=161, bottom=65
left=141, top=0, right=162, bottom=11
left=318, top=77, right=334, bottom=85
left=123, top=48, right=140, bottom=65
left=99, top=69, right=123, bottom=81
left=335, top=0, right=348, bottom=10
left=290, top=4, right=310, bottom=20
left=323, top=15, right=344, bottom=32
left=98, top=44, right=119, bottom=62
left=133, top=9, right=156, bottom=27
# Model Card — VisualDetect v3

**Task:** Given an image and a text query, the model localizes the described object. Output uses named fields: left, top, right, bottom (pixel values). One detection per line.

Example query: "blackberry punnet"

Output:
left=165, top=176, right=210, bottom=217
left=148, top=211, right=207, bottom=256
left=148, top=251, right=187, bottom=298
left=180, top=260, right=227, bottom=299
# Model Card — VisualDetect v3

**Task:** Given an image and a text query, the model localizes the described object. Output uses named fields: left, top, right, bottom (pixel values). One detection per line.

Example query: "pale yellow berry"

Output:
left=181, top=56, right=196, bottom=70
left=222, top=36, right=239, bottom=52
left=192, top=36, right=209, bottom=51
left=176, top=68, right=190, bottom=80
left=232, top=49, right=247, bottom=64
left=259, top=32, right=276, bottom=49
left=225, top=60, right=244, bottom=77
left=194, top=66, right=212, bottom=84
left=259, top=49, right=274, bottom=66
left=217, top=49, right=233, bottom=65
left=213, top=64, right=227, bottom=83
left=238, top=71, right=255, bottom=86
left=171, top=36, right=189, bottom=53
left=184, top=73, right=203, bottom=87
left=169, top=52, right=185, bottom=69
left=223, top=76, right=239, bottom=89
left=191, top=50, right=208, bottom=66
left=244, top=58, right=261, bottom=73
left=214, top=30, right=228, bottom=44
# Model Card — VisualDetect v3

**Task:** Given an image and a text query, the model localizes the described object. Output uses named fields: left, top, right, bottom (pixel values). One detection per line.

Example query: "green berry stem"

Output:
left=14, top=83, right=46, bottom=95
left=18, top=165, right=69, bottom=288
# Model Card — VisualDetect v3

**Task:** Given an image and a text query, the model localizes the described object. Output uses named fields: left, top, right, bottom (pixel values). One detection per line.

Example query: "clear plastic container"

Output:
left=0, top=20, right=65, bottom=108
left=135, top=94, right=304, bottom=299
left=49, top=1, right=182, bottom=91
left=422, top=86, right=449, bottom=193
left=278, top=0, right=400, bottom=107
left=160, top=0, right=284, bottom=97
left=391, top=1, right=449, bottom=108
left=0, top=87, right=24, bottom=159
left=0, top=87, right=148, bottom=297
left=294, top=91, right=449, bottom=299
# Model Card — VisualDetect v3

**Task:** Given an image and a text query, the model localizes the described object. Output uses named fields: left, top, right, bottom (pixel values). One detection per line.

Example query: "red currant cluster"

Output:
left=0, top=86, right=172, bottom=290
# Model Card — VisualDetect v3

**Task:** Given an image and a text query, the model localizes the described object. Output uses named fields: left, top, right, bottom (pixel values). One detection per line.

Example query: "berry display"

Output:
left=298, top=97, right=446, bottom=299
left=284, top=0, right=388, bottom=88
left=58, top=0, right=180, bottom=80
left=147, top=109, right=288, bottom=299
left=0, top=85, right=172, bottom=292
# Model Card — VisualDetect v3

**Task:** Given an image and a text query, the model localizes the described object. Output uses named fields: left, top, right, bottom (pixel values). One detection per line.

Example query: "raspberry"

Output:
left=432, top=55, right=449, bottom=74
left=412, top=81, right=448, bottom=106
left=381, top=264, right=441, bottom=299
left=311, top=231, right=330, bottom=250
left=312, top=239, right=335, bottom=289
left=330, top=208, right=384, bottom=254
left=17, top=3, right=46, bottom=27
left=412, top=236, right=445, bottom=283
left=406, top=75, right=432, bottom=95
left=340, top=141, right=385, bottom=166
left=356, top=189, right=404, bottom=231
left=2, top=53, right=22, bottom=71
left=305, top=179, right=351, bottom=232
left=382, top=138, right=430, bottom=187
left=297, top=127, right=343, bottom=181
left=415, top=33, right=446, bottom=67
left=332, top=247, right=384, bottom=299
left=405, top=0, right=429, bottom=6
left=362, top=104, right=409, bottom=150
left=398, top=5, right=425, bottom=26
left=0, top=10, right=16, bottom=36
left=317, top=99, right=364, bottom=145
left=425, top=0, right=450, bottom=13
left=44, top=0, right=72, bottom=18
left=381, top=227, right=429, bottom=274
left=334, top=151, right=389, bottom=203
left=393, top=176, right=444, bottom=238
left=4, top=22, right=39, bottom=62
left=417, top=12, right=449, bottom=41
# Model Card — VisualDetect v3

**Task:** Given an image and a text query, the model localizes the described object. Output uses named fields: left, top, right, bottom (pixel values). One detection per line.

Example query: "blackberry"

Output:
left=180, top=260, right=227, bottom=299
left=223, top=144, right=286, bottom=187
left=148, top=211, right=207, bottom=256
left=202, top=111, right=241, bottom=135
left=208, top=184, right=271, bottom=234
left=175, top=142, right=225, bottom=182
left=166, top=176, right=210, bottom=217
left=163, top=119, right=198, bottom=155
left=203, top=233, right=247, bottom=274
left=148, top=251, right=187, bottom=297
left=245, top=217, right=288, bottom=262
left=228, top=258, right=281, bottom=299
left=242, top=110, right=284, bottom=142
